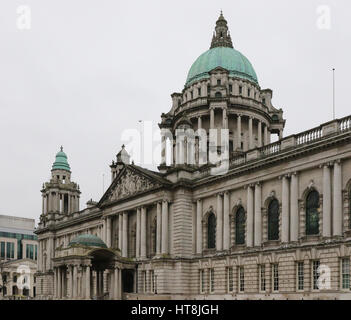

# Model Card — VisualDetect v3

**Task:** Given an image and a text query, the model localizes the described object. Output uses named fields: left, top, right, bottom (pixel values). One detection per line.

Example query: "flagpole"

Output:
left=333, top=68, right=335, bottom=120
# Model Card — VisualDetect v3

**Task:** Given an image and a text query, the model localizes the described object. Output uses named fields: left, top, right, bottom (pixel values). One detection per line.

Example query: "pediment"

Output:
left=99, top=166, right=165, bottom=205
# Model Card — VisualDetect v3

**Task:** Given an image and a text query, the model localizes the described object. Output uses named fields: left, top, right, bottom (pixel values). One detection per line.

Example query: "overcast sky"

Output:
left=0, top=0, right=350, bottom=224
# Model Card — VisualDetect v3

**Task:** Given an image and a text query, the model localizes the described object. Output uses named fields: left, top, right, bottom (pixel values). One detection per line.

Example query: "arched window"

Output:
left=306, top=190, right=320, bottom=235
left=268, top=199, right=279, bottom=240
left=235, top=207, right=245, bottom=245
left=207, top=213, right=216, bottom=249
left=215, top=92, right=222, bottom=98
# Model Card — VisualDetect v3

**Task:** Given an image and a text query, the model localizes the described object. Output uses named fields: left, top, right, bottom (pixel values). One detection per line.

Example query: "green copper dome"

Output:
left=69, top=234, right=107, bottom=248
left=185, top=47, right=258, bottom=87
left=52, top=146, right=71, bottom=172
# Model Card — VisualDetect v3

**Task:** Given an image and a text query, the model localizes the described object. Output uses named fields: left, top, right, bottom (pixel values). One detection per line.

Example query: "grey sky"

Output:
left=0, top=0, right=350, bottom=224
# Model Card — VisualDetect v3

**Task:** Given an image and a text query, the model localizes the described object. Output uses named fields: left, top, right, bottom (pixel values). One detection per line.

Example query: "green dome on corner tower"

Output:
left=185, top=13, right=258, bottom=87
left=52, top=146, right=71, bottom=172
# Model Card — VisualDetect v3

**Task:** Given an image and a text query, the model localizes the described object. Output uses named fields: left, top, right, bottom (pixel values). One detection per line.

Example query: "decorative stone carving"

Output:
left=107, top=169, right=161, bottom=202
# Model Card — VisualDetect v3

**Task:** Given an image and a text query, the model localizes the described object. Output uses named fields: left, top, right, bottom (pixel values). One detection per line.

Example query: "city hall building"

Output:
left=35, top=14, right=351, bottom=300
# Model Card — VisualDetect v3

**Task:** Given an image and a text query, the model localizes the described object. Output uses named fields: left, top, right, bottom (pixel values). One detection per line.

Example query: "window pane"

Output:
left=235, top=207, right=245, bottom=245
left=207, top=213, right=216, bottom=249
left=313, top=260, right=320, bottom=290
left=297, top=262, right=304, bottom=290
left=268, top=199, right=279, bottom=240
left=342, top=258, right=350, bottom=290
left=306, top=191, right=320, bottom=235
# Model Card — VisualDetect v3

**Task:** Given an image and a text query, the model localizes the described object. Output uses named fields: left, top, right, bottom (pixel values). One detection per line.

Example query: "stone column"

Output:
left=140, top=206, right=147, bottom=258
left=42, top=194, right=45, bottom=214
left=282, top=175, right=290, bottom=243
left=210, top=107, right=215, bottom=129
left=58, top=267, right=62, bottom=299
left=122, top=212, right=128, bottom=258
left=161, top=200, right=169, bottom=255
left=161, top=133, right=166, bottom=165
left=333, top=160, right=343, bottom=236
left=249, top=117, right=254, bottom=150
left=156, top=202, right=162, bottom=255
left=247, top=185, right=254, bottom=247
left=53, top=267, right=57, bottom=298
left=216, top=193, right=223, bottom=251
left=86, top=266, right=90, bottom=299
left=112, top=268, right=117, bottom=299
left=237, top=115, right=242, bottom=150
left=223, top=191, right=230, bottom=250
left=198, top=116, right=202, bottom=130
left=136, top=207, right=141, bottom=258
left=106, top=216, right=111, bottom=248
left=264, top=125, right=268, bottom=145
left=279, top=129, right=283, bottom=140
left=254, top=183, right=262, bottom=246
left=118, top=214, right=123, bottom=251
left=258, top=121, right=262, bottom=147
left=222, top=108, right=228, bottom=129
left=290, top=172, right=299, bottom=242
left=73, top=265, right=78, bottom=299
left=118, top=268, right=122, bottom=299
left=323, top=164, right=331, bottom=237
left=196, top=199, right=203, bottom=254
left=69, top=265, right=73, bottom=298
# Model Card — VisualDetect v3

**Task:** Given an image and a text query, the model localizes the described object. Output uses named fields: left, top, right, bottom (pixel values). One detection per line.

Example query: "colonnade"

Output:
left=53, top=265, right=123, bottom=300
left=103, top=200, right=170, bottom=258
left=161, top=108, right=274, bottom=166
left=42, top=192, right=80, bottom=215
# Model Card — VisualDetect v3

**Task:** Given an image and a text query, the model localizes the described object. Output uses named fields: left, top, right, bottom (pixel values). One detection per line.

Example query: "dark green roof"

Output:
left=52, top=147, right=71, bottom=172
left=69, top=234, right=107, bottom=248
left=185, top=47, right=258, bottom=87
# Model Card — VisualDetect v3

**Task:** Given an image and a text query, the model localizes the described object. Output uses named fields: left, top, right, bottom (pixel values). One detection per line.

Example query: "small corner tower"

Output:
left=110, top=144, right=130, bottom=182
left=40, top=147, right=81, bottom=226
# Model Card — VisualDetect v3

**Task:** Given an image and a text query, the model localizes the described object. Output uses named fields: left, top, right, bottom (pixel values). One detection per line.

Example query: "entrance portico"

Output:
left=53, top=234, right=135, bottom=300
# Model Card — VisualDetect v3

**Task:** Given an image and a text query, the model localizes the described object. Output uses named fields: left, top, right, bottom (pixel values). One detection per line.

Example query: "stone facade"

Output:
left=35, top=14, right=351, bottom=300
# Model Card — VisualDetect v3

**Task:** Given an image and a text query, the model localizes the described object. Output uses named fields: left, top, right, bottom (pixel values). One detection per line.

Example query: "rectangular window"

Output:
left=6, top=242, right=14, bottom=259
left=239, top=267, right=244, bottom=292
left=207, top=85, right=210, bottom=96
left=198, top=88, right=201, bottom=96
left=217, top=79, right=221, bottom=85
left=262, top=98, right=266, bottom=105
left=312, top=260, right=320, bottom=290
left=259, top=265, right=266, bottom=292
left=229, top=84, right=233, bottom=93
left=248, top=88, right=251, bottom=97
left=0, top=242, right=5, bottom=258
left=227, top=267, right=233, bottom=293
left=190, top=91, right=193, bottom=99
left=272, top=264, right=279, bottom=292
left=210, top=268, right=215, bottom=293
left=239, top=86, right=242, bottom=95
left=342, top=258, right=350, bottom=290
left=297, top=262, right=304, bottom=291
left=200, top=270, right=205, bottom=294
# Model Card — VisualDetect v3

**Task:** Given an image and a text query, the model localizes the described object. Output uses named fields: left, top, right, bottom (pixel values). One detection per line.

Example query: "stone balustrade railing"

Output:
left=198, top=115, right=351, bottom=177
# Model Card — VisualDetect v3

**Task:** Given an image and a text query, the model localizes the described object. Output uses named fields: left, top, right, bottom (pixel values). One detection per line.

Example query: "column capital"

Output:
left=217, top=192, right=224, bottom=197
left=223, top=190, right=230, bottom=196
left=237, top=113, right=242, bottom=118
left=278, top=174, right=290, bottom=180
left=244, top=183, right=255, bottom=189
left=290, top=171, right=299, bottom=177
left=255, top=181, right=262, bottom=187
left=334, top=159, right=342, bottom=165
left=320, top=162, right=333, bottom=168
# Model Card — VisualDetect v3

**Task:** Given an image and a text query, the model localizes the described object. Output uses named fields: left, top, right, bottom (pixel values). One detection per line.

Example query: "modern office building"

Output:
left=0, top=215, right=38, bottom=298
